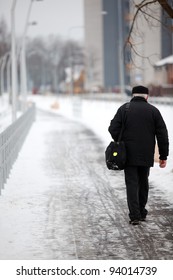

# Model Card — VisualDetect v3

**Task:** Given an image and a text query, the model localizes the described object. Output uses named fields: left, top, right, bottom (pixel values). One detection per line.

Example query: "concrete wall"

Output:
left=130, top=0, right=161, bottom=86
left=83, top=0, right=104, bottom=90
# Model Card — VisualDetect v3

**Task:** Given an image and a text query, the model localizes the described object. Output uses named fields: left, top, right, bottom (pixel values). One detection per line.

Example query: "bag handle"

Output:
left=117, top=102, right=130, bottom=143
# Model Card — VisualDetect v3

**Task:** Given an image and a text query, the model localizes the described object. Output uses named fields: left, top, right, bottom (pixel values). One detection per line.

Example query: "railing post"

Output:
left=0, top=104, right=36, bottom=195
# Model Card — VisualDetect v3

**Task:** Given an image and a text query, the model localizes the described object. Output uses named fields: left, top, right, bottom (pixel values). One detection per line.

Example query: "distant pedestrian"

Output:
left=108, top=85, right=169, bottom=225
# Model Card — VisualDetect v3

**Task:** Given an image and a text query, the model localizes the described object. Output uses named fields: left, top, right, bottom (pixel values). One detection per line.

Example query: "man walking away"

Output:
left=108, top=85, right=169, bottom=225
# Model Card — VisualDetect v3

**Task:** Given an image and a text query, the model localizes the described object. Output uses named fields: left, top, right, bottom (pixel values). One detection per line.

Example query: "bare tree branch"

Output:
left=124, top=0, right=173, bottom=63
left=125, top=0, right=158, bottom=48
left=157, top=0, right=173, bottom=18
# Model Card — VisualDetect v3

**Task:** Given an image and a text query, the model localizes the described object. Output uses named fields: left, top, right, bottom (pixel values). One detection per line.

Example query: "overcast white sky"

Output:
left=0, top=0, right=84, bottom=40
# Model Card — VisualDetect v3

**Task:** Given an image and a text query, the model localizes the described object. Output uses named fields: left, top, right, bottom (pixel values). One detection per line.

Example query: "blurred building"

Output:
left=155, top=2, right=173, bottom=93
left=83, top=0, right=104, bottom=91
left=84, top=0, right=130, bottom=92
left=129, top=0, right=162, bottom=86
left=103, top=0, right=130, bottom=90
left=155, top=55, right=173, bottom=85
left=130, top=0, right=173, bottom=92
left=84, top=0, right=173, bottom=91
left=161, top=0, right=173, bottom=59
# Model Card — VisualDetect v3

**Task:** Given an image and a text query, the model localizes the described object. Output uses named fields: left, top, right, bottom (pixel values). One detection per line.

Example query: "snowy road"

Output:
left=0, top=109, right=173, bottom=260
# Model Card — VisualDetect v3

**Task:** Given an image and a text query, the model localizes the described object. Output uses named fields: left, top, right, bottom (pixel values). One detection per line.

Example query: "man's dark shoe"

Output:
left=129, top=220, right=140, bottom=225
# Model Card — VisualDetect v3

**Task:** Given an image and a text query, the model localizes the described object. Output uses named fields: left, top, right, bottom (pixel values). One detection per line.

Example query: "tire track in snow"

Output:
left=41, top=110, right=173, bottom=259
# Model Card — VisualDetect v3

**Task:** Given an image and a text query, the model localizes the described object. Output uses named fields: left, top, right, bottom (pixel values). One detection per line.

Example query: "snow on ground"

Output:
left=0, top=93, right=173, bottom=261
left=0, top=114, right=57, bottom=259
left=0, top=93, right=172, bottom=203
left=28, top=93, right=173, bottom=204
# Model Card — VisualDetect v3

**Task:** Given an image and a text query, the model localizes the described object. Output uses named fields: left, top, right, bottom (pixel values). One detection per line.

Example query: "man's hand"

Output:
left=159, top=160, right=167, bottom=168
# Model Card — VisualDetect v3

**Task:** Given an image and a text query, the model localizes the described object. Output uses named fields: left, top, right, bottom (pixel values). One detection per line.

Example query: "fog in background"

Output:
left=0, top=0, right=84, bottom=40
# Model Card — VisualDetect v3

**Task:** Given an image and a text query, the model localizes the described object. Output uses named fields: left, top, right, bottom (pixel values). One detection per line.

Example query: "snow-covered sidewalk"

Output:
left=0, top=94, right=173, bottom=261
left=30, top=94, right=173, bottom=204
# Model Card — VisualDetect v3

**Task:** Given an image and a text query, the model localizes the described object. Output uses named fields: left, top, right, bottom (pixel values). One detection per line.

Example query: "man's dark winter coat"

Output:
left=108, top=96, right=169, bottom=167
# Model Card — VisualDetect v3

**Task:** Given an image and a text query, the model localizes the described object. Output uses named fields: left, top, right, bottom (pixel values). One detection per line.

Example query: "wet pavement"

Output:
left=0, top=109, right=173, bottom=260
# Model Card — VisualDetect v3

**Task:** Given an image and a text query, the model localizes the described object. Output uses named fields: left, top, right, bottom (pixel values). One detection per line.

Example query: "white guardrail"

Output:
left=0, top=104, right=36, bottom=194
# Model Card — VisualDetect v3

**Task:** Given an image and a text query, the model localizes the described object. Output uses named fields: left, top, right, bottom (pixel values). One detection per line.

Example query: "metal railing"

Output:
left=0, top=103, right=36, bottom=194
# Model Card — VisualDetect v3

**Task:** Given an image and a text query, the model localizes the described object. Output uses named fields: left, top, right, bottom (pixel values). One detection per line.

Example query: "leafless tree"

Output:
left=157, top=0, right=173, bottom=18
left=126, top=0, right=173, bottom=61
left=26, top=35, right=84, bottom=93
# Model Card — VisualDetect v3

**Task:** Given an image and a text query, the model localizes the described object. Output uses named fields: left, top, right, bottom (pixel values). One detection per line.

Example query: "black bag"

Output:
left=105, top=141, right=126, bottom=170
left=105, top=103, right=130, bottom=170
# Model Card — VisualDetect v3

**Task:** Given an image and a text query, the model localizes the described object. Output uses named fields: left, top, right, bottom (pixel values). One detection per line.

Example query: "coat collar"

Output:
left=131, top=96, right=148, bottom=103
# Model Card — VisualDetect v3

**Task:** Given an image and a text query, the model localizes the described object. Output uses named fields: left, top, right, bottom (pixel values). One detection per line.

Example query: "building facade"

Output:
left=83, top=0, right=104, bottom=91
left=129, top=0, right=162, bottom=86
left=84, top=0, right=130, bottom=91
left=102, top=0, right=130, bottom=89
left=83, top=0, right=173, bottom=91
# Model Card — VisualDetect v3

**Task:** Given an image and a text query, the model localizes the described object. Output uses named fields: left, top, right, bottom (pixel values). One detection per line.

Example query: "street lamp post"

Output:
left=11, top=0, right=18, bottom=122
left=0, top=57, right=5, bottom=96
left=0, top=56, right=5, bottom=95
left=20, top=0, right=34, bottom=112
left=117, top=0, right=125, bottom=97
left=7, top=54, right=11, bottom=103
left=0, top=53, right=10, bottom=96
left=11, top=0, right=43, bottom=120
left=20, top=0, right=43, bottom=112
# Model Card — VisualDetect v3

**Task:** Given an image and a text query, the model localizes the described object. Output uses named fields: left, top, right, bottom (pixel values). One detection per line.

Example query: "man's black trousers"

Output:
left=124, top=166, right=150, bottom=221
